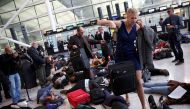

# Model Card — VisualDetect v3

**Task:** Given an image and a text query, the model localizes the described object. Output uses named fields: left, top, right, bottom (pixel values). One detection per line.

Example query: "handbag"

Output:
left=70, top=48, right=90, bottom=71
left=142, top=67, right=151, bottom=82
left=176, top=33, right=182, bottom=41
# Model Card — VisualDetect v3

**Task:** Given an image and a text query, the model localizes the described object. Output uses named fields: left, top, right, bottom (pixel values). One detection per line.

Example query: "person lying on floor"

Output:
left=60, top=79, right=99, bottom=94
left=51, top=71, right=69, bottom=89
left=143, top=80, right=190, bottom=105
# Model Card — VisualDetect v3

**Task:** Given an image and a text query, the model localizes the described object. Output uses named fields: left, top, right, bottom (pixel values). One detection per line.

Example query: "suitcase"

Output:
left=108, top=61, right=136, bottom=95
left=67, top=89, right=90, bottom=108
left=70, top=48, right=90, bottom=72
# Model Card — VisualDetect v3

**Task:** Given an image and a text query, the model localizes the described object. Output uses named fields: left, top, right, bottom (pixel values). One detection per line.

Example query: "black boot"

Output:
left=158, top=96, right=172, bottom=109
left=148, top=95, right=158, bottom=109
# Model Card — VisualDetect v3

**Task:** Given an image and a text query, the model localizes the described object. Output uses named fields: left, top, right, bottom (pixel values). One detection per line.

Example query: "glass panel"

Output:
left=13, top=23, right=24, bottom=40
left=52, top=0, right=71, bottom=9
left=0, top=1, right=16, bottom=13
left=28, top=31, right=42, bottom=42
left=74, top=6, right=94, bottom=20
left=72, top=0, right=91, bottom=7
left=19, top=7, right=36, bottom=21
left=1, top=11, right=19, bottom=24
left=15, top=0, right=33, bottom=8
left=57, top=0, right=72, bottom=8
left=0, top=28, right=7, bottom=37
left=23, top=19, right=39, bottom=31
left=91, top=0, right=111, bottom=4
left=183, top=7, right=190, bottom=19
left=0, top=16, right=3, bottom=25
left=38, top=16, right=51, bottom=29
left=5, top=29, right=12, bottom=38
left=35, top=3, right=48, bottom=16
left=0, top=39, right=9, bottom=50
left=56, top=11, right=75, bottom=26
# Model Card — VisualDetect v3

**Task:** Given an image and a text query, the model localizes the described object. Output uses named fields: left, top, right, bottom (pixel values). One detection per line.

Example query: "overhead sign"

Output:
left=159, top=6, right=167, bottom=11
left=90, top=20, right=97, bottom=25
left=182, top=1, right=190, bottom=6
left=171, top=4, right=178, bottom=8
left=148, top=8, right=155, bottom=13
left=56, top=28, right=63, bottom=32
left=77, top=22, right=84, bottom=27
left=66, top=25, right=74, bottom=30
left=46, top=30, right=53, bottom=35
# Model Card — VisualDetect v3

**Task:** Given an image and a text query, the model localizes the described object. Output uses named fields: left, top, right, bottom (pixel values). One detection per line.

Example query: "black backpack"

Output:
left=112, top=101, right=129, bottom=109
left=90, top=88, right=106, bottom=105
left=77, top=104, right=96, bottom=109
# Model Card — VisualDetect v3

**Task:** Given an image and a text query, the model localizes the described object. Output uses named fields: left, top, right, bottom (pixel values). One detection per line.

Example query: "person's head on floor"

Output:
left=167, top=7, right=174, bottom=16
left=76, top=26, right=85, bottom=37
left=98, top=26, right=104, bottom=34
left=69, top=74, right=78, bottom=83
left=46, top=56, right=53, bottom=64
left=31, top=42, right=38, bottom=49
left=126, top=8, right=139, bottom=26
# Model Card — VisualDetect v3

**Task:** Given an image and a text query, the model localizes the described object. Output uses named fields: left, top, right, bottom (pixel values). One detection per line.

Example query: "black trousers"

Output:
left=0, top=76, right=10, bottom=98
left=168, top=33, right=184, bottom=61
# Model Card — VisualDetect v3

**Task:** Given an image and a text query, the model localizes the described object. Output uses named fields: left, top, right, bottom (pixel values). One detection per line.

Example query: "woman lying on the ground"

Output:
left=144, top=80, right=190, bottom=105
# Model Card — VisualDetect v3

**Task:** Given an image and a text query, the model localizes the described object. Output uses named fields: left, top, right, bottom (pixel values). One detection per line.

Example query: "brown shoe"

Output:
left=160, top=69, right=169, bottom=76
left=60, top=90, right=68, bottom=95
left=175, top=60, right=184, bottom=65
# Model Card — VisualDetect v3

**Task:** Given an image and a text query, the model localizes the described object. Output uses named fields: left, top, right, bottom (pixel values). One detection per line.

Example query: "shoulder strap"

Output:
left=85, top=79, right=90, bottom=92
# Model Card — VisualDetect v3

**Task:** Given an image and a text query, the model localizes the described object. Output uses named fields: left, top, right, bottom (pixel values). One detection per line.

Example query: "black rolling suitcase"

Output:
left=70, top=48, right=90, bottom=72
left=108, top=61, right=136, bottom=95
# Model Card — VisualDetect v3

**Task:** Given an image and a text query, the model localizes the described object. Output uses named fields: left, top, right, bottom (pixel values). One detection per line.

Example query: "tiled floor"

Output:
left=1, top=43, right=190, bottom=109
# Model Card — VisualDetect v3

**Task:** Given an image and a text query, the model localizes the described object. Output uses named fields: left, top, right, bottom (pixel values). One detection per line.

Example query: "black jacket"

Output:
left=68, top=35, right=100, bottom=58
left=95, top=32, right=111, bottom=43
left=95, top=32, right=112, bottom=57
left=27, top=47, right=45, bottom=68
left=0, top=54, right=20, bottom=76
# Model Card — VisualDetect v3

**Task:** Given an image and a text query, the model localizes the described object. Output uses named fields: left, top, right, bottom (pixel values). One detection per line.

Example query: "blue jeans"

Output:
left=8, top=73, right=21, bottom=103
left=143, top=82, right=170, bottom=96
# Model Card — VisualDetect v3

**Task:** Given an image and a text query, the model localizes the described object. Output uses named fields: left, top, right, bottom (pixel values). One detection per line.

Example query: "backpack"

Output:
left=90, top=88, right=106, bottom=105
left=77, top=104, right=96, bottom=109
left=112, top=101, right=128, bottom=109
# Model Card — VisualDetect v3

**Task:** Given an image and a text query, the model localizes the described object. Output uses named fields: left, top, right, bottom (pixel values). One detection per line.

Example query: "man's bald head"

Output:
left=32, top=42, right=38, bottom=48
left=4, top=45, right=13, bottom=55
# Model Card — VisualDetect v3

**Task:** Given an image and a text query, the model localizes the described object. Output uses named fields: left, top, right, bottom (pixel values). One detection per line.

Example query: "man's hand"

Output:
left=72, top=45, right=78, bottom=49
left=100, top=40, right=106, bottom=44
left=167, top=25, right=175, bottom=29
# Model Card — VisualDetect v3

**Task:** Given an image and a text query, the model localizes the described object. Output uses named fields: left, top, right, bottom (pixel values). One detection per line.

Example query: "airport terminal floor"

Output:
left=1, top=40, right=190, bottom=109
